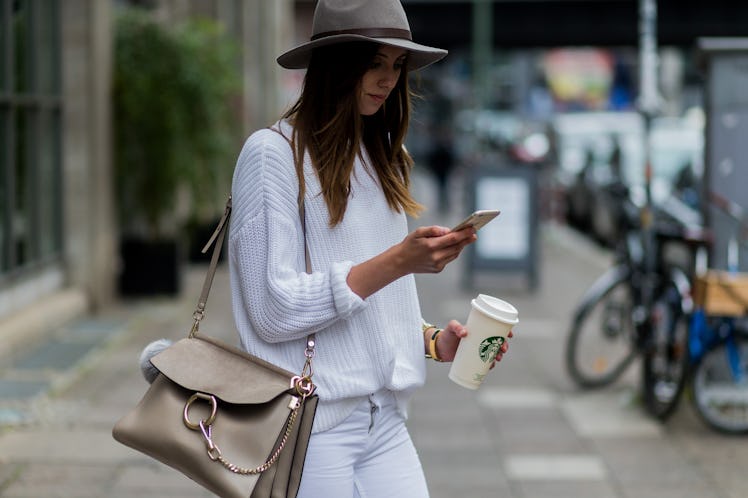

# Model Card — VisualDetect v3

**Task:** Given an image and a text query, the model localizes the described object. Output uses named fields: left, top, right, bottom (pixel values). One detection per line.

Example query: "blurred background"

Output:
left=2, top=0, right=747, bottom=333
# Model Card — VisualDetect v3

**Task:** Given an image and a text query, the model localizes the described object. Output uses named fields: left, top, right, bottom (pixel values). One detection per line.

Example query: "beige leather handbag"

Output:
left=113, top=197, right=318, bottom=498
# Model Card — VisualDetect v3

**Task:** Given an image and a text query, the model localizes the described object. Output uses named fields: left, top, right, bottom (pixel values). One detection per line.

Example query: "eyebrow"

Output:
left=375, top=51, right=407, bottom=62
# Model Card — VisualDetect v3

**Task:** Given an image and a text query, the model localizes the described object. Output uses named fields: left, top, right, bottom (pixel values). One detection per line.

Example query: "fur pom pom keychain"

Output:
left=138, top=339, right=173, bottom=384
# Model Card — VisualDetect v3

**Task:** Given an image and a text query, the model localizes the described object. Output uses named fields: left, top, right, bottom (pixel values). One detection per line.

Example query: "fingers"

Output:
left=490, top=333, right=513, bottom=369
left=445, top=319, right=467, bottom=338
left=413, top=225, right=450, bottom=239
left=432, top=320, right=467, bottom=362
left=424, top=242, right=470, bottom=273
left=405, top=226, right=477, bottom=274
left=417, top=225, right=476, bottom=247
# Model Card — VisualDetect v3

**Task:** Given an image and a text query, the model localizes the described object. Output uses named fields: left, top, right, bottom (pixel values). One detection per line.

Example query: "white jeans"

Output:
left=297, top=390, right=429, bottom=498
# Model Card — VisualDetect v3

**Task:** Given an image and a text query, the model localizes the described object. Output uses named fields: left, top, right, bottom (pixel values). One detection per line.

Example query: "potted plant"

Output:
left=113, top=7, right=240, bottom=295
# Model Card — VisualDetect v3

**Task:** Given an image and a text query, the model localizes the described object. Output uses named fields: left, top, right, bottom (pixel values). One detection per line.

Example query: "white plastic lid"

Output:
left=471, top=294, right=519, bottom=325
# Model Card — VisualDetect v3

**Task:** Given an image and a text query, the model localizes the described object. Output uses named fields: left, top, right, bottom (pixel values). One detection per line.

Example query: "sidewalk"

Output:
left=1, top=171, right=747, bottom=497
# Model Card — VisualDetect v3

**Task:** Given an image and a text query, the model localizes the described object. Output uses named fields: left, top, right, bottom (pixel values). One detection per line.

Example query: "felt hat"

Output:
left=277, top=0, right=447, bottom=71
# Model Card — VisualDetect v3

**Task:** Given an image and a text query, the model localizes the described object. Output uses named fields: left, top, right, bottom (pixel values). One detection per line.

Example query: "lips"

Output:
left=369, top=94, right=386, bottom=104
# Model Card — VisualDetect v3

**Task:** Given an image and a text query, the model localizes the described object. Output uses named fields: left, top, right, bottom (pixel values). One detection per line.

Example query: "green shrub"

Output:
left=113, top=7, right=241, bottom=239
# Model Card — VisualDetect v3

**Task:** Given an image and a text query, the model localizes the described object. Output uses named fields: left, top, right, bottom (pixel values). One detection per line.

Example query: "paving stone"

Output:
left=13, top=340, right=98, bottom=370
left=0, top=463, right=114, bottom=498
left=0, top=429, right=134, bottom=462
left=419, top=450, right=511, bottom=498
left=0, top=379, right=49, bottom=400
left=477, top=386, right=557, bottom=409
left=0, top=461, right=24, bottom=489
left=111, top=463, right=212, bottom=496
left=504, top=454, right=607, bottom=480
left=492, top=416, right=586, bottom=455
left=592, top=437, right=716, bottom=486
left=517, top=480, right=618, bottom=498
left=619, top=484, right=724, bottom=498
left=63, top=318, right=125, bottom=339
left=0, top=408, right=28, bottom=425
left=561, top=390, right=663, bottom=438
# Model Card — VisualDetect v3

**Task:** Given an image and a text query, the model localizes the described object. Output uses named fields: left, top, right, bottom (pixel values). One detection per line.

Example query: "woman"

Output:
left=229, top=1, right=511, bottom=496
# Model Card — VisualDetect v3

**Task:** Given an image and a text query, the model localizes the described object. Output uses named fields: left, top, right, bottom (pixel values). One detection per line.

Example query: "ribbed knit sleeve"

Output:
left=229, top=128, right=367, bottom=343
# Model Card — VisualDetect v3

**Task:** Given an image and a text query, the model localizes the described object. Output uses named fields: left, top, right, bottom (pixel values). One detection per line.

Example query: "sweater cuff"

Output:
left=330, top=261, right=367, bottom=318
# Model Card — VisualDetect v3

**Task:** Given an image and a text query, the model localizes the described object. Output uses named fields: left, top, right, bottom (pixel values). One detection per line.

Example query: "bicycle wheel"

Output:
left=565, top=265, right=637, bottom=388
left=691, top=330, right=748, bottom=434
left=641, top=278, right=690, bottom=420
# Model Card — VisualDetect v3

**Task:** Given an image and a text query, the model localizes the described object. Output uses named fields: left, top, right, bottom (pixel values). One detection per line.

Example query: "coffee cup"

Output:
left=448, top=294, right=519, bottom=390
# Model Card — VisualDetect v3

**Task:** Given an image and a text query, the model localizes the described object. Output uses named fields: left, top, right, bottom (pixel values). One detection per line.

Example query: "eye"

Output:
left=369, top=56, right=385, bottom=69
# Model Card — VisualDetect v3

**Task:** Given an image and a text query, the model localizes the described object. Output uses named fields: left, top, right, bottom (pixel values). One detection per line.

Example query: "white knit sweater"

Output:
left=228, top=121, right=426, bottom=433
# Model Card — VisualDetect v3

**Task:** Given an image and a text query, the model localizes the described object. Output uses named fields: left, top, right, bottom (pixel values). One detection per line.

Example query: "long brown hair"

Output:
left=282, top=41, right=422, bottom=226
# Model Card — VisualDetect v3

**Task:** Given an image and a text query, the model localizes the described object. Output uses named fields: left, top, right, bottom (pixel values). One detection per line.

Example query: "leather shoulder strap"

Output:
left=189, top=128, right=313, bottom=352
left=190, top=197, right=232, bottom=336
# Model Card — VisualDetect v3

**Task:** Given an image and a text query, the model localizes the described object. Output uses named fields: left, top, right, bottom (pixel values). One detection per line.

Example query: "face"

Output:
left=357, top=45, right=407, bottom=116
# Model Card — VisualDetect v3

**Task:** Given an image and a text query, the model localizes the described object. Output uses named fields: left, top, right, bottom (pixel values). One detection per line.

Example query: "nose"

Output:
left=379, top=68, right=398, bottom=89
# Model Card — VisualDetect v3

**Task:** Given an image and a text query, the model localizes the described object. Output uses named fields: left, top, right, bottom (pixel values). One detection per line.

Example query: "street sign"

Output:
left=463, top=165, right=539, bottom=290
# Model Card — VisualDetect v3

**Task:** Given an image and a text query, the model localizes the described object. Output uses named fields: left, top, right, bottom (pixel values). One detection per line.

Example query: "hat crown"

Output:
left=276, top=0, right=446, bottom=70
left=312, top=0, right=411, bottom=39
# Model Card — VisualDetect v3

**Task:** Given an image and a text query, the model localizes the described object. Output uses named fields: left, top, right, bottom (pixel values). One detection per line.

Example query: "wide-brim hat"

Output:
left=277, top=0, right=447, bottom=71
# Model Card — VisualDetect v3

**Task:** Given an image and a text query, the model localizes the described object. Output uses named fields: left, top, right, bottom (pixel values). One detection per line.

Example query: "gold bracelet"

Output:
left=428, top=328, right=443, bottom=362
left=422, top=322, right=436, bottom=333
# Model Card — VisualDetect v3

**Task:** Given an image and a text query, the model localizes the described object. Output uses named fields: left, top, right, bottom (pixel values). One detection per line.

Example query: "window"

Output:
left=0, top=0, right=62, bottom=279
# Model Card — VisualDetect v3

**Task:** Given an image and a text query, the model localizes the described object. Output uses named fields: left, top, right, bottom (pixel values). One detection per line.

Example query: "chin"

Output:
left=359, top=106, right=381, bottom=116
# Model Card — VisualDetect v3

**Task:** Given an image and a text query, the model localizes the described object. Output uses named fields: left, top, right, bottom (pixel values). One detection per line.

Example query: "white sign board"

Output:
left=474, top=177, right=530, bottom=260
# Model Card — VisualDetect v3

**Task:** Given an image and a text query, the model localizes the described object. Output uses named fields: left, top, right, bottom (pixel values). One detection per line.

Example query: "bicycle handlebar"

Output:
left=708, top=191, right=748, bottom=245
left=709, top=191, right=747, bottom=225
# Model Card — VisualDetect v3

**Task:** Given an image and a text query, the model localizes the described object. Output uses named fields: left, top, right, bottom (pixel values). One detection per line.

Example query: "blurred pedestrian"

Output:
left=228, top=1, right=512, bottom=496
left=426, top=127, right=456, bottom=214
left=674, top=160, right=702, bottom=210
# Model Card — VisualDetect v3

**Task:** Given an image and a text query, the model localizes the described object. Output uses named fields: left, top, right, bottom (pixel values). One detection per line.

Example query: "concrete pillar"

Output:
left=242, top=0, right=294, bottom=133
left=61, top=0, right=117, bottom=310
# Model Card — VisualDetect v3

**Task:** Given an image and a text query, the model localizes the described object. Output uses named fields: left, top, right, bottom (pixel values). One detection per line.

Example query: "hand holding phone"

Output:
left=451, top=210, right=500, bottom=232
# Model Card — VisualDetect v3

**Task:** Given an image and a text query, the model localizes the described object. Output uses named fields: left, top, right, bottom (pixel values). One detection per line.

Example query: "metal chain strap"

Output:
left=183, top=373, right=315, bottom=476
left=200, top=401, right=301, bottom=475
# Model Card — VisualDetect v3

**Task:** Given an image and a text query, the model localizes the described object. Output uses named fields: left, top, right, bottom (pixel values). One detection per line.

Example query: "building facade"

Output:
left=0, top=0, right=293, bottom=351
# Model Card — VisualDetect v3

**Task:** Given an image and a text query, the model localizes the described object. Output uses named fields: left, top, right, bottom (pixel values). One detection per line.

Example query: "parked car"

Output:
left=549, top=111, right=643, bottom=231
left=550, top=110, right=705, bottom=246
left=588, top=114, right=705, bottom=246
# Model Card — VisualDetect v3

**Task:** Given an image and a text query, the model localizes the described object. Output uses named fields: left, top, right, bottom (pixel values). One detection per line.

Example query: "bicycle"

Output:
left=688, top=306, right=748, bottom=433
left=686, top=193, right=748, bottom=434
left=564, top=182, right=706, bottom=420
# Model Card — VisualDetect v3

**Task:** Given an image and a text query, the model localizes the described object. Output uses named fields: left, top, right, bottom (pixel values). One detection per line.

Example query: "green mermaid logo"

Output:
left=478, top=336, right=504, bottom=363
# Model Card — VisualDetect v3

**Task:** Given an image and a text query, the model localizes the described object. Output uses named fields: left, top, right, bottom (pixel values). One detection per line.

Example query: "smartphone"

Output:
left=451, top=209, right=500, bottom=232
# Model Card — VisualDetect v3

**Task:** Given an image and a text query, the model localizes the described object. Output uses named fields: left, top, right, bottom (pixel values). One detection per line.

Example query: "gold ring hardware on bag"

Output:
left=182, top=389, right=306, bottom=475
left=189, top=306, right=206, bottom=338
left=183, top=392, right=217, bottom=430
left=291, top=375, right=316, bottom=397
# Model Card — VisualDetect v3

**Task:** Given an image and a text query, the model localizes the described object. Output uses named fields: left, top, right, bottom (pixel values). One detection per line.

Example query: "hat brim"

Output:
left=277, top=34, right=447, bottom=71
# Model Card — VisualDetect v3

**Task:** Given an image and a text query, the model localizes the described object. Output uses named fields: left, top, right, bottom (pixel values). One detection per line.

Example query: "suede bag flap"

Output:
left=151, top=335, right=297, bottom=404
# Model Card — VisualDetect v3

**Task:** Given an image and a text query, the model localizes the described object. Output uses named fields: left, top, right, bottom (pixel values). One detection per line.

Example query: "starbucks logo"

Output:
left=479, top=336, right=504, bottom=363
